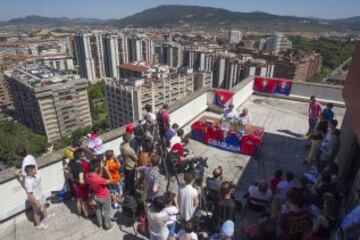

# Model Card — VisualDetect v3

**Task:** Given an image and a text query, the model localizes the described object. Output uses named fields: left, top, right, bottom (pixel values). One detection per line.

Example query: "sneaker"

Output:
left=44, top=213, right=56, bottom=222
left=36, top=223, right=49, bottom=230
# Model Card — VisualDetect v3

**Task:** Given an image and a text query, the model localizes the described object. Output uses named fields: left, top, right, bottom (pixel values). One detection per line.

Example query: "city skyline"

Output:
left=0, top=0, right=360, bottom=21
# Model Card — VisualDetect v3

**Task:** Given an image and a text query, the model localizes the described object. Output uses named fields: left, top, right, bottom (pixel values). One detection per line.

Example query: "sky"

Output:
left=0, top=0, right=359, bottom=21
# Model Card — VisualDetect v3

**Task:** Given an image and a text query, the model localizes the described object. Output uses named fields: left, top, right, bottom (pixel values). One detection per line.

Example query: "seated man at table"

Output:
left=239, top=108, right=251, bottom=125
left=224, top=103, right=238, bottom=120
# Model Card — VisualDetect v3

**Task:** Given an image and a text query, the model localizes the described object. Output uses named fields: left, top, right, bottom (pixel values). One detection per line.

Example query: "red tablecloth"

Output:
left=191, top=116, right=264, bottom=156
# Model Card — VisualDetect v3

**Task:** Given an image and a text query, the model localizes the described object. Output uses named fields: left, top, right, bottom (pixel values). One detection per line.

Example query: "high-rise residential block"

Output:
left=4, top=65, right=92, bottom=141
left=74, top=32, right=107, bottom=82
left=105, top=63, right=193, bottom=128
left=155, top=43, right=183, bottom=68
left=0, top=66, right=12, bottom=119
left=127, top=36, right=153, bottom=63
left=265, top=32, right=293, bottom=55
left=229, top=30, right=243, bottom=44
left=274, top=51, right=322, bottom=82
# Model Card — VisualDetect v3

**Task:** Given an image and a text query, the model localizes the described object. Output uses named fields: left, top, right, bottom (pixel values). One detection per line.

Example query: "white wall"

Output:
left=169, top=92, right=208, bottom=128
left=232, top=79, right=254, bottom=108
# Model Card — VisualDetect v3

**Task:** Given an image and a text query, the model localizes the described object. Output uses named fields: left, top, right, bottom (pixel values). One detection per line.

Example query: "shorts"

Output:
left=109, top=181, right=123, bottom=196
left=30, top=196, right=46, bottom=214
left=167, top=222, right=176, bottom=236
left=72, top=182, right=89, bottom=201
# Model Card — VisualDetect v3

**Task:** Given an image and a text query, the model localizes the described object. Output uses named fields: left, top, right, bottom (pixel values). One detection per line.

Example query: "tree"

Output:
left=289, top=36, right=355, bottom=82
left=0, top=120, right=50, bottom=167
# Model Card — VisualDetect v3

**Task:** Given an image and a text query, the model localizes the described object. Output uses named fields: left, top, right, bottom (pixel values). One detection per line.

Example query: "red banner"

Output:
left=254, top=77, right=293, bottom=96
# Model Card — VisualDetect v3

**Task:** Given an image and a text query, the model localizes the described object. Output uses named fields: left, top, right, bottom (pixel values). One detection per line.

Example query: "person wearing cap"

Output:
left=322, top=103, right=335, bottom=121
left=223, top=103, right=238, bottom=120
left=209, top=220, right=235, bottom=240
left=126, top=124, right=135, bottom=135
left=120, top=133, right=137, bottom=196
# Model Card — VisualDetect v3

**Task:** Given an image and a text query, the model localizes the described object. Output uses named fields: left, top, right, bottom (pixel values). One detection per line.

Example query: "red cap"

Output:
left=126, top=124, right=135, bottom=134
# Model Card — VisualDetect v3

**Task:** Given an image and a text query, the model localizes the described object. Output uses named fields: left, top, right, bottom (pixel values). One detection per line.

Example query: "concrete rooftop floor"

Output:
left=0, top=95, right=345, bottom=240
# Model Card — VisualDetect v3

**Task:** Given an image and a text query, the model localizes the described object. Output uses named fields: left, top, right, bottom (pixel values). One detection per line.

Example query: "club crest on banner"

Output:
left=214, top=90, right=235, bottom=108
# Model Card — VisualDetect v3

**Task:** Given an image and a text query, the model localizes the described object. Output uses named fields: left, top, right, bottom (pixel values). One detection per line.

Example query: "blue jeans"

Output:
left=317, top=158, right=329, bottom=173
left=167, top=222, right=176, bottom=236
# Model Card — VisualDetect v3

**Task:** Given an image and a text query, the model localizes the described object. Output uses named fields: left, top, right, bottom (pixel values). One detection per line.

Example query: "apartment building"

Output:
left=228, top=30, right=242, bottom=44
left=274, top=50, right=322, bottom=82
left=194, top=71, right=213, bottom=91
left=0, top=67, right=12, bottom=118
left=183, top=48, right=273, bottom=89
left=4, top=65, right=92, bottom=142
left=74, top=32, right=106, bottom=82
left=105, top=64, right=193, bottom=128
left=265, top=32, right=293, bottom=55
left=127, top=36, right=153, bottom=63
left=39, top=54, right=75, bottom=71
left=155, top=42, right=184, bottom=68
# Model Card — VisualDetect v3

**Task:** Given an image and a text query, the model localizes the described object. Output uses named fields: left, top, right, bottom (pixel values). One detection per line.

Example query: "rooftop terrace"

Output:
left=6, top=65, right=81, bottom=87
left=0, top=90, right=345, bottom=239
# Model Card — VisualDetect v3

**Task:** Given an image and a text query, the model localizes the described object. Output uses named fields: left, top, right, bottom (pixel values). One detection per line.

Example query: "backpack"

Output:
left=122, top=195, right=138, bottom=217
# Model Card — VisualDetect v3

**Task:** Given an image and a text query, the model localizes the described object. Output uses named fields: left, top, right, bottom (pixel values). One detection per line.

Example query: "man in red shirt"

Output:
left=87, top=160, right=113, bottom=230
left=307, top=95, right=322, bottom=136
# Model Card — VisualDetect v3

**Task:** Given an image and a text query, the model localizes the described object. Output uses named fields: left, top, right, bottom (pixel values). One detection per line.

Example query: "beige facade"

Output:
left=0, top=69, right=12, bottom=118
left=5, top=66, right=92, bottom=141
left=106, top=73, right=194, bottom=129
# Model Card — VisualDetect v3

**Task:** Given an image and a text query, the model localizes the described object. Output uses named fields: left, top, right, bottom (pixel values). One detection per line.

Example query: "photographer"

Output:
left=205, top=167, right=223, bottom=212
left=207, top=167, right=223, bottom=192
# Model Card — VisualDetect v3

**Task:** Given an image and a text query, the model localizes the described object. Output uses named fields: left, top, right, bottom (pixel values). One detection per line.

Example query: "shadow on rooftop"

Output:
left=232, top=131, right=310, bottom=237
left=277, top=129, right=304, bottom=139
left=122, top=233, right=146, bottom=240
left=237, top=131, right=309, bottom=188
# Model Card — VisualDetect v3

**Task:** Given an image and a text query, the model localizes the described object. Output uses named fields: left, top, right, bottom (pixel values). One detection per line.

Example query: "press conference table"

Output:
left=191, top=115, right=265, bottom=155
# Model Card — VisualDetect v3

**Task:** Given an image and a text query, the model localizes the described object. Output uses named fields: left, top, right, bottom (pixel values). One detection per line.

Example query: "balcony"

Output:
left=0, top=76, right=345, bottom=239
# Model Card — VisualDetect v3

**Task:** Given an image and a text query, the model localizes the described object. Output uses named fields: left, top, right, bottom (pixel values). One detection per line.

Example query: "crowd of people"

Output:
left=13, top=98, right=360, bottom=240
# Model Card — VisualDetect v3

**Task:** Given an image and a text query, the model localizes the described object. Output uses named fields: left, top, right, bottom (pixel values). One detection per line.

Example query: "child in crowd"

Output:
left=104, top=150, right=123, bottom=212
left=163, top=192, right=179, bottom=240
left=177, top=221, right=198, bottom=240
